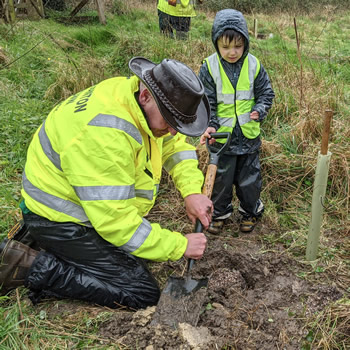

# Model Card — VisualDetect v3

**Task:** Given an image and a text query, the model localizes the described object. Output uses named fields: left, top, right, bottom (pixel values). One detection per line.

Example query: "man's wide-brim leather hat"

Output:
left=129, top=56, right=210, bottom=137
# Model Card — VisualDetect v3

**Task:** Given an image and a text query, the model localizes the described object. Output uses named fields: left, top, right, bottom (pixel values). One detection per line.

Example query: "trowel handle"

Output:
left=208, top=132, right=231, bottom=139
left=194, top=218, right=203, bottom=233
left=202, top=164, right=218, bottom=199
left=206, top=132, right=232, bottom=166
left=187, top=258, right=195, bottom=272
left=187, top=136, right=229, bottom=274
left=321, top=110, right=333, bottom=155
left=187, top=218, right=203, bottom=273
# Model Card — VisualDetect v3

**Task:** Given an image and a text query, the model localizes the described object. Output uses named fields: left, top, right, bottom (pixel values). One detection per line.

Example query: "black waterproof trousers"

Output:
left=212, top=151, right=263, bottom=219
left=158, top=9, right=191, bottom=40
left=23, top=213, right=160, bottom=309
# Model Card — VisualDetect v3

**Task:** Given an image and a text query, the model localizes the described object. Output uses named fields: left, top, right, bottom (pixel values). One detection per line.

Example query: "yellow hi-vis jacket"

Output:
left=205, top=53, right=261, bottom=141
left=157, top=0, right=196, bottom=17
left=21, top=76, right=204, bottom=262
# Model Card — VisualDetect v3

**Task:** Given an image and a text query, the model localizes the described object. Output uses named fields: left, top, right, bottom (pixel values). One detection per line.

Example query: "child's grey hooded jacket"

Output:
left=199, top=9, right=275, bottom=155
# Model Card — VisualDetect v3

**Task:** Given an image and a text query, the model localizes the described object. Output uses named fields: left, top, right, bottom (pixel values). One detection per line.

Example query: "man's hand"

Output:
left=200, top=126, right=217, bottom=145
left=184, top=233, right=207, bottom=259
left=184, top=194, right=213, bottom=230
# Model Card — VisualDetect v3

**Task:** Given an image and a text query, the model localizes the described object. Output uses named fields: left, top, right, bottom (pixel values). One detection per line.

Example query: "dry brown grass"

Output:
left=44, top=56, right=108, bottom=101
left=304, top=298, right=350, bottom=349
left=0, top=46, right=8, bottom=65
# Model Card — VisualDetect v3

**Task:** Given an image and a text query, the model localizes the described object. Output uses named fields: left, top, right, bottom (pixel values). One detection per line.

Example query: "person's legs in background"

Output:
left=174, top=16, right=191, bottom=40
left=158, top=9, right=174, bottom=38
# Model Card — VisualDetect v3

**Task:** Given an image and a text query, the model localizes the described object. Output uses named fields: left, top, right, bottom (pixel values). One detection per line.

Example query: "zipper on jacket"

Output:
left=144, top=135, right=153, bottom=178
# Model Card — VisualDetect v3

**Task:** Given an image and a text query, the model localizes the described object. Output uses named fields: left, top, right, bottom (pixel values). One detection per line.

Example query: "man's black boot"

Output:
left=0, top=239, right=39, bottom=295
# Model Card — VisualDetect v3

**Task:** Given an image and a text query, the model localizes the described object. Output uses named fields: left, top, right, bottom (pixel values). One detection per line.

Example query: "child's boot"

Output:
left=239, top=215, right=258, bottom=233
left=207, top=220, right=224, bottom=234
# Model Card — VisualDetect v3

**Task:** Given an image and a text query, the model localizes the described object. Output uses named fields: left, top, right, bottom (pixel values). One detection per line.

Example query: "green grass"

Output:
left=0, top=293, right=117, bottom=349
left=0, top=1, right=349, bottom=348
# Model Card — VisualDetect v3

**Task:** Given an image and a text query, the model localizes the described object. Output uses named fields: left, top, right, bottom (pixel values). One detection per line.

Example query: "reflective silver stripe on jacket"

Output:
left=135, top=189, right=153, bottom=200
left=206, top=53, right=229, bottom=104
left=120, top=218, right=152, bottom=253
left=88, top=114, right=143, bottom=145
left=206, top=53, right=258, bottom=127
left=236, top=90, right=254, bottom=100
left=74, top=184, right=135, bottom=201
left=74, top=184, right=156, bottom=202
left=38, top=120, right=62, bottom=171
left=237, top=112, right=252, bottom=126
left=22, top=171, right=91, bottom=224
left=176, top=0, right=194, bottom=4
left=164, top=0, right=194, bottom=4
left=246, top=54, right=258, bottom=95
left=163, top=150, right=197, bottom=172
left=220, top=117, right=234, bottom=127
left=39, top=114, right=142, bottom=173
left=135, top=184, right=159, bottom=200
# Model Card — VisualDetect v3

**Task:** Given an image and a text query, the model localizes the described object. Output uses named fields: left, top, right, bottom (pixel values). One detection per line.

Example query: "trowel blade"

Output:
left=162, top=275, right=208, bottom=299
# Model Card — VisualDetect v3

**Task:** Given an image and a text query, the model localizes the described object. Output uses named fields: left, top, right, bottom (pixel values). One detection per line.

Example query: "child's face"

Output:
left=217, top=35, right=244, bottom=63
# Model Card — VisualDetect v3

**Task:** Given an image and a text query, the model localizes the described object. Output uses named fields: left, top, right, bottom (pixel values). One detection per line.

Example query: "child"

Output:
left=199, top=9, right=275, bottom=234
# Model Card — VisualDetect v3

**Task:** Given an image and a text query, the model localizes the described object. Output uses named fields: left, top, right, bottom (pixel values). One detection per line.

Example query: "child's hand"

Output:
left=250, top=111, right=259, bottom=120
left=200, top=127, right=217, bottom=145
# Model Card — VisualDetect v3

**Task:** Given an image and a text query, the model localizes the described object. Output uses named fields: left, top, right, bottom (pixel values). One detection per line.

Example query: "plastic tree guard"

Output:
left=306, top=110, right=333, bottom=261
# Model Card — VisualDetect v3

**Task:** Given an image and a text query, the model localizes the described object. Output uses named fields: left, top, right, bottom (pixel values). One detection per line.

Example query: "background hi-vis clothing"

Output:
left=22, top=76, right=204, bottom=262
left=157, top=0, right=196, bottom=17
left=205, top=52, right=261, bottom=141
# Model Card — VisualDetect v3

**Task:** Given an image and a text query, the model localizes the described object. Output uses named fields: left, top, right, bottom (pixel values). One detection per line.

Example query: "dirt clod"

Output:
left=208, top=267, right=246, bottom=293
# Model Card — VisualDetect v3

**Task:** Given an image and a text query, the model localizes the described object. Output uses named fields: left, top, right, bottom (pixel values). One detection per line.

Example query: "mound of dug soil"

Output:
left=98, top=224, right=344, bottom=349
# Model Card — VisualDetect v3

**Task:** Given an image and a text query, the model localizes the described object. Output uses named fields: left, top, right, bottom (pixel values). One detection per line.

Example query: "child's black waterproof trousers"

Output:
left=211, top=150, right=263, bottom=219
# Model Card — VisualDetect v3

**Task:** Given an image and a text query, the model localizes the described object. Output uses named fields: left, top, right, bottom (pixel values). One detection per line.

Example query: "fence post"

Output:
left=254, top=18, right=258, bottom=39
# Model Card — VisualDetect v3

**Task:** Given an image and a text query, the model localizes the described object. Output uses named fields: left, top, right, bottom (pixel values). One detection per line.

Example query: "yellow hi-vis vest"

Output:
left=205, top=53, right=261, bottom=141
left=21, top=76, right=204, bottom=262
left=157, top=0, right=196, bottom=17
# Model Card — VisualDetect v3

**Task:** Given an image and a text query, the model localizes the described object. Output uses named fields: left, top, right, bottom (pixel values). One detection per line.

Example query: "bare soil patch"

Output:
left=95, top=218, right=345, bottom=349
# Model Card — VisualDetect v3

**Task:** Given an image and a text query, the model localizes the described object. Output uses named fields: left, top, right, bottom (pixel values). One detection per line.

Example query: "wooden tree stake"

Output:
left=254, top=18, right=258, bottom=39
left=321, top=110, right=333, bottom=155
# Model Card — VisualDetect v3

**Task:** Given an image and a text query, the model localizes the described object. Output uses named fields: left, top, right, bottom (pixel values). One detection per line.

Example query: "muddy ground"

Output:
left=29, top=212, right=347, bottom=350
left=95, top=216, right=344, bottom=349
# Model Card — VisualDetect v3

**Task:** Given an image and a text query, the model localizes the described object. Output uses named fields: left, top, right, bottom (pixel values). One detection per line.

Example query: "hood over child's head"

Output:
left=212, top=9, right=250, bottom=57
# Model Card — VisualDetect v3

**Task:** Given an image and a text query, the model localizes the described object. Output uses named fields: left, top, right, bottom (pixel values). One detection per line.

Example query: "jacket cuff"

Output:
left=209, top=121, right=219, bottom=130
left=169, top=232, right=188, bottom=261
left=180, top=184, right=202, bottom=199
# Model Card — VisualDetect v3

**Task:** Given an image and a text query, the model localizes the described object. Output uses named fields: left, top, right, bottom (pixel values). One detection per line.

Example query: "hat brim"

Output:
left=129, top=56, right=210, bottom=137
